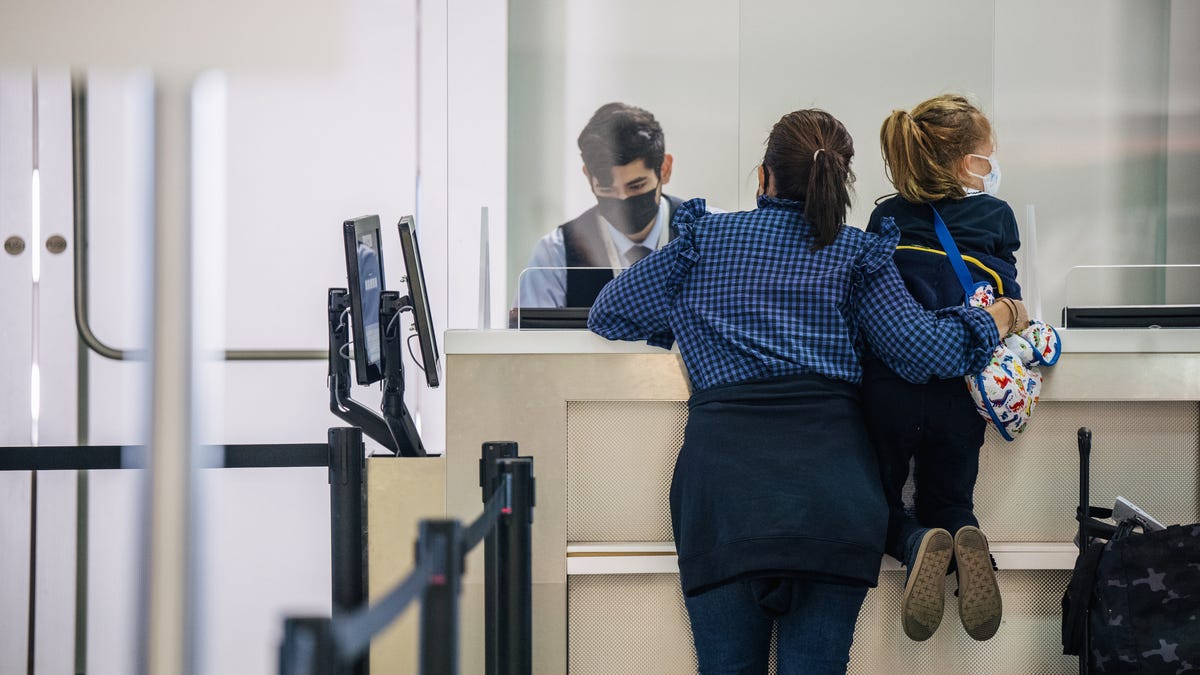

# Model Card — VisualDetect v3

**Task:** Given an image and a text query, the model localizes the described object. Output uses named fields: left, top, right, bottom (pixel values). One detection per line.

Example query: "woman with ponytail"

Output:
left=863, top=94, right=1020, bottom=644
left=589, top=108, right=1026, bottom=674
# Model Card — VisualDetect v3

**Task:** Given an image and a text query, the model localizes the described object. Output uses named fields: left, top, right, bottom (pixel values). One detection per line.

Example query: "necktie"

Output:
left=624, top=245, right=653, bottom=266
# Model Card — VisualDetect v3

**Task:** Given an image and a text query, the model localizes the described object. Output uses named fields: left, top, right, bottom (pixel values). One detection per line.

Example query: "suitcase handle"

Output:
left=1077, top=427, right=1093, bottom=675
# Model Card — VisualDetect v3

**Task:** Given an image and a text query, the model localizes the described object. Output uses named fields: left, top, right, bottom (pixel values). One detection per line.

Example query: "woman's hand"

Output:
left=985, top=297, right=1029, bottom=336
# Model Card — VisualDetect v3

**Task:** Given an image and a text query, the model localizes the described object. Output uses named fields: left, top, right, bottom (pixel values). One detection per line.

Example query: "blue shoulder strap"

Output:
left=930, top=205, right=977, bottom=297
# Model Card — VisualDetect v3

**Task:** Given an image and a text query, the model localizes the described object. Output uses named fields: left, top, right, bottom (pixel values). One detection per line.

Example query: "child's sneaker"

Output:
left=955, top=525, right=1002, bottom=640
left=902, top=528, right=954, bottom=641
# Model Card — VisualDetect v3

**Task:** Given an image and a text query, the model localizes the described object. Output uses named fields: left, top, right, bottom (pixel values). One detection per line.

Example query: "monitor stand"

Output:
left=327, top=288, right=427, bottom=457
left=380, top=291, right=427, bottom=456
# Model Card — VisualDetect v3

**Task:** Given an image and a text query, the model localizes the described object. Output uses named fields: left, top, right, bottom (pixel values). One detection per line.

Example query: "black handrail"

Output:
left=70, top=74, right=323, bottom=363
left=0, top=443, right=330, bottom=471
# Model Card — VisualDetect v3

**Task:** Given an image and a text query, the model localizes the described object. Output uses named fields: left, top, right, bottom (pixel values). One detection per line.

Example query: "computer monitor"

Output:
left=396, top=216, right=441, bottom=387
left=342, top=215, right=386, bottom=385
left=515, top=307, right=591, bottom=329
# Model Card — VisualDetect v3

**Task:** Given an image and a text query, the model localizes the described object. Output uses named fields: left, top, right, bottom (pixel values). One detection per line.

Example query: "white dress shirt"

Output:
left=516, top=196, right=671, bottom=309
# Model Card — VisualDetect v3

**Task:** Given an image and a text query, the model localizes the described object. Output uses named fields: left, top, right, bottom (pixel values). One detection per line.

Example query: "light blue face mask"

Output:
left=967, top=153, right=1001, bottom=196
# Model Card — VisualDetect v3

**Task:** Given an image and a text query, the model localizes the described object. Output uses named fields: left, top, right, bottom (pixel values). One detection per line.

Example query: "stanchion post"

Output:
left=419, top=520, right=462, bottom=675
left=496, top=457, right=534, bottom=675
left=480, top=441, right=518, bottom=675
left=279, top=617, right=336, bottom=675
left=328, top=427, right=367, bottom=675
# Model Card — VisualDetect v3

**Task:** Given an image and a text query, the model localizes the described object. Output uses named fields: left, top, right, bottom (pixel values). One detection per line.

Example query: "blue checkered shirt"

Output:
left=588, top=196, right=998, bottom=392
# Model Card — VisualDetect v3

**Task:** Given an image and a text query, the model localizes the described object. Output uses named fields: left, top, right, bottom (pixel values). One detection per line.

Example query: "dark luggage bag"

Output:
left=1063, top=428, right=1200, bottom=674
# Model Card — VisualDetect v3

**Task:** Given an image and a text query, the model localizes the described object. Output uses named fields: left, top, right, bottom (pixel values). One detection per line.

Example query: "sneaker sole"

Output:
left=956, top=526, right=1002, bottom=640
left=901, top=528, right=954, bottom=641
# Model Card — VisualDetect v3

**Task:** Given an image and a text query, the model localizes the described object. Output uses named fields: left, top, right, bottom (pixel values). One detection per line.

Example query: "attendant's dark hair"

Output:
left=577, top=103, right=665, bottom=187
left=762, top=109, right=855, bottom=249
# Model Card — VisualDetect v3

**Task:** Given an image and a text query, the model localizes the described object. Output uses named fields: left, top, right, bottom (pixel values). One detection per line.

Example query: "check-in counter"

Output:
left=377, top=328, right=1199, bottom=674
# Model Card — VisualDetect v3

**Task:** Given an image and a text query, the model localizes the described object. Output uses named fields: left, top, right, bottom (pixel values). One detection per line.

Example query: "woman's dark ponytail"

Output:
left=763, top=110, right=855, bottom=250
left=805, top=148, right=851, bottom=248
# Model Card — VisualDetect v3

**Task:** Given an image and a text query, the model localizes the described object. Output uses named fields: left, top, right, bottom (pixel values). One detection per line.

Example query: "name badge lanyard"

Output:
left=598, top=202, right=671, bottom=277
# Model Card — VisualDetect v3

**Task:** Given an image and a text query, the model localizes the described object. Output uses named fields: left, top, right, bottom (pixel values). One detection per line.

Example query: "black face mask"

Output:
left=595, top=185, right=660, bottom=235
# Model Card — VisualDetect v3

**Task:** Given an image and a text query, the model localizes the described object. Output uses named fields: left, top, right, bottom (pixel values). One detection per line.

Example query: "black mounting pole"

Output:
left=1077, top=427, right=1092, bottom=675
left=419, top=520, right=462, bottom=675
left=328, top=289, right=399, bottom=455
left=279, top=617, right=336, bottom=675
left=329, top=427, right=368, bottom=675
left=380, top=291, right=427, bottom=457
left=495, top=457, right=534, bottom=675
left=480, top=442, right=519, bottom=675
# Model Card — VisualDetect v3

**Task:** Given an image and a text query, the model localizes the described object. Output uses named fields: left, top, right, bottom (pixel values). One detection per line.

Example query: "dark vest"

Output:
left=560, top=194, right=684, bottom=307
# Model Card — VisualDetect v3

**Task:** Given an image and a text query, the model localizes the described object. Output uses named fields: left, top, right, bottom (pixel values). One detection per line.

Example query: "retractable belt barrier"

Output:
left=2, top=434, right=535, bottom=675
left=279, top=442, right=535, bottom=675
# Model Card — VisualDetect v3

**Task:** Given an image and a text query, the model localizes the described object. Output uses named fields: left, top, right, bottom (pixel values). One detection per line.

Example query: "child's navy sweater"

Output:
left=867, top=194, right=1022, bottom=312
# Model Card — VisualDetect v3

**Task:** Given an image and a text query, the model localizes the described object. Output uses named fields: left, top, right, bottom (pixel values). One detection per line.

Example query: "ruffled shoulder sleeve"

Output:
left=588, top=199, right=707, bottom=349
left=672, top=198, right=707, bottom=236
left=856, top=215, right=900, bottom=275
left=664, top=198, right=704, bottom=302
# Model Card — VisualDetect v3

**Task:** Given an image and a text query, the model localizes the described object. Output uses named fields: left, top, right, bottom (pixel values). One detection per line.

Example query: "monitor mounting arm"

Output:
left=327, top=288, right=427, bottom=457
left=379, top=291, right=426, bottom=457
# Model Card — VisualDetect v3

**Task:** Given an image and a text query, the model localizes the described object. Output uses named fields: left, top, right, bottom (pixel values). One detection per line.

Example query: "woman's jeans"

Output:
left=683, top=578, right=868, bottom=675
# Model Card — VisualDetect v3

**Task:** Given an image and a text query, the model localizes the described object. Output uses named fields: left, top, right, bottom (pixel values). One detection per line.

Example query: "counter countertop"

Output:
left=445, top=327, right=1199, bottom=355
left=445, top=328, right=1200, bottom=400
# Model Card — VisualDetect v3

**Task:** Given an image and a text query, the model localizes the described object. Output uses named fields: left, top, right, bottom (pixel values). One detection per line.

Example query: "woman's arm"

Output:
left=856, top=259, right=1003, bottom=383
left=587, top=236, right=694, bottom=349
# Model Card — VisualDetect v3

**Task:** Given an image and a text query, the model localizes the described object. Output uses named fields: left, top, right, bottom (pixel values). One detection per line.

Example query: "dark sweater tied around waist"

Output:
left=672, top=373, right=888, bottom=598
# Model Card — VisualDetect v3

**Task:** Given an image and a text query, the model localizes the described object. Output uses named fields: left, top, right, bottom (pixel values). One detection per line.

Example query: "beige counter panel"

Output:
left=367, top=456, right=446, bottom=674
left=444, top=327, right=1200, bottom=355
left=445, top=351, right=690, bottom=675
left=1041, top=352, right=1200, bottom=400
left=363, top=330, right=1200, bottom=675
left=445, top=329, right=1200, bottom=401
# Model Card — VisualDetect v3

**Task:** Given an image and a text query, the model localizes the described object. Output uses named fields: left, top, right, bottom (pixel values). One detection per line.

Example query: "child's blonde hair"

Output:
left=880, top=94, right=992, bottom=203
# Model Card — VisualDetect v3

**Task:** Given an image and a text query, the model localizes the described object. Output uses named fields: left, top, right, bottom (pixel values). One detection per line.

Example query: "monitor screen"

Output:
left=343, top=215, right=386, bottom=385
left=397, top=216, right=441, bottom=388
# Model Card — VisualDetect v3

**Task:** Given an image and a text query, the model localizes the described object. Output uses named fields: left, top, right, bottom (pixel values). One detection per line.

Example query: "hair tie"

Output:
left=813, top=148, right=826, bottom=161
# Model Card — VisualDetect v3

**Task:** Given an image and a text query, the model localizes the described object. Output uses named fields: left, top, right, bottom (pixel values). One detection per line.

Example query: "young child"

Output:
left=862, top=94, right=1019, bottom=642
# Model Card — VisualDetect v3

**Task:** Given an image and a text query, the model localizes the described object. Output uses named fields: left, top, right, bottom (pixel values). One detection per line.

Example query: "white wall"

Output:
left=82, top=67, right=155, bottom=675
left=0, top=68, right=37, bottom=675
left=0, top=67, right=85, bottom=675
left=204, top=3, right=421, bottom=672
left=447, top=0, right=509, bottom=332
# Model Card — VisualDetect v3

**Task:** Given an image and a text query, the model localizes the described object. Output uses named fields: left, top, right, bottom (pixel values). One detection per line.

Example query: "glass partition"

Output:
left=738, top=0, right=997, bottom=220
left=1061, top=264, right=1200, bottom=327
left=993, top=0, right=1198, bottom=324
left=1065, top=265, right=1200, bottom=308
left=506, top=0, right=1200, bottom=326
left=511, top=266, right=611, bottom=329
left=506, top=0, right=741, bottom=311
